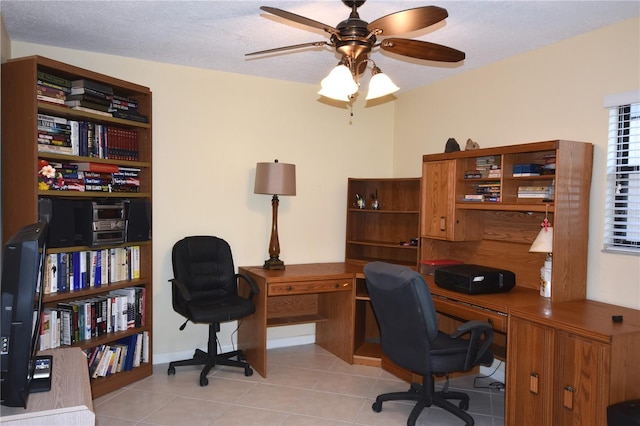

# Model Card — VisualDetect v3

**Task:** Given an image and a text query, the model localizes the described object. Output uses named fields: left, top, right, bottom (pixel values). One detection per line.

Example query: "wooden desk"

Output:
left=506, top=300, right=640, bottom=426
left=0, top=347, right=95, bottom=426
left=237, top=263, right=361, bottom=378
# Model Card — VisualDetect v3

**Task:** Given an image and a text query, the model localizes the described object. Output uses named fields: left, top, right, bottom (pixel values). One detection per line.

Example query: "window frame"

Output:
left=603, top=91, right=640, bottom=255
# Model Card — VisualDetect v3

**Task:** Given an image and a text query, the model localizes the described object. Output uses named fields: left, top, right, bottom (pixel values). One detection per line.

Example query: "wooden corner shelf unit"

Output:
left=2, top=55, right=153, bottom=399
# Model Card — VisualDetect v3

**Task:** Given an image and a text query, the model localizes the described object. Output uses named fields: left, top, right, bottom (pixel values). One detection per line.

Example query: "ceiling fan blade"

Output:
left=260, top=6, right=336, bottom=33
left=369, top=6, right=448, bottom=36
left=245, top=41, right=330, bottom=57
left=380, top=38, right=465, bottom=62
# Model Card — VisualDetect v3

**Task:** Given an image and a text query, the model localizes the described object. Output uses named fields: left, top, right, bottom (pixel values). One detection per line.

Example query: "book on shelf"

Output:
left=37, top=94, right=65, bottom=105
left=37, top=79, right=71, bottom=94
left=65, top=99, right=110, bottom=112
left=111, top=95, right=138, bottom=109
left=71, top=161, right=120, bottom=173
left=71, top=105, right=113, bottom=117
left=70, top=86, right=111, bottom=98
left=37, top=85, right=67, bottom=99
left=66, top=92, right=111, bottom=106
left=38, top=70, right=71, bottom=91
left=71, top=79, right=114, bottom=96
left=38, top=143, right=73, bottom=154
left=110, top=109, right=148, bottom=123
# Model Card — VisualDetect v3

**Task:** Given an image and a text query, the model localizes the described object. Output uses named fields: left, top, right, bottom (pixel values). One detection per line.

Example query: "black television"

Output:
left=0, top=221, right=48, bottom=408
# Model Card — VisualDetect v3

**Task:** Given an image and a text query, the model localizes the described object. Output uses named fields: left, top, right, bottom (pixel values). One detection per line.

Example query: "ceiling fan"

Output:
left=246, top=1, right=465, bottom=101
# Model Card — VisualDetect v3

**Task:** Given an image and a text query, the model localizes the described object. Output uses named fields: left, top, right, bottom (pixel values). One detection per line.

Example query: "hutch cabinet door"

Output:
left=507, top=317, right=555, bottom=426
left=554, top=331, right=609, bottom=426
left=421, top=160, right=456, bottom=240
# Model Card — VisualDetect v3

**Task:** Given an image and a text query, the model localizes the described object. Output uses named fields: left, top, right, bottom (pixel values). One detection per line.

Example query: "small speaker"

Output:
left=126, top=199, right=151, bottom=242
left=38, top=198, right=91, bottom=248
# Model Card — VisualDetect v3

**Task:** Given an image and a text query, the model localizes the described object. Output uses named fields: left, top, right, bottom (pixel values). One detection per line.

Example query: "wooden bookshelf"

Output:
left=1, top=55, right=153, bottom=399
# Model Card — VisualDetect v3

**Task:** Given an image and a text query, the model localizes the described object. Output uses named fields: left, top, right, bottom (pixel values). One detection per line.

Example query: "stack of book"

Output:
left=37, top=71, right=71, bottom=105
left=109, top=94, right=148, bottom=123
left=72, top=162, right=118, bottom=192
left=542, top=153, right=557, bottom=175
left=111, top=167, right=141, bottom=193
left=85, top=331, right=149, bottom=378
left=67, top=79, right=114, bottom=116
left=517, top=185, right=551, bottom=200
left=464, top=180, right=501, bottom=202
left=513, top=163, right=542, bottom=177
left=38, top=114, right=72, bottom=154
left=475, top=156, right=500, bottom=177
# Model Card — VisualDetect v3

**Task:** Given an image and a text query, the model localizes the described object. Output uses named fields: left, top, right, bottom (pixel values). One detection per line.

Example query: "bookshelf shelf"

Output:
left=2, top=55, right=153, bottom=399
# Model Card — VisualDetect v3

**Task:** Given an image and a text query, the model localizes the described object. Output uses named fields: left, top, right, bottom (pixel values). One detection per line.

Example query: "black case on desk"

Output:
left=434, top=264, right=516, bottom=295
left=608, top=400, right=640, bottom=425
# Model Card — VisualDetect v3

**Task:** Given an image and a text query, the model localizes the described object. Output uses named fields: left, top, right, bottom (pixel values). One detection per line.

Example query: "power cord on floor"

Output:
left=473, top=360, right=505, bottom=391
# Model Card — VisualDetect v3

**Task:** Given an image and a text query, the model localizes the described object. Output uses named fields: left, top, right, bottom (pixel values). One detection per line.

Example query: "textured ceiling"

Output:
left=1, top=1, right=639, bottom=93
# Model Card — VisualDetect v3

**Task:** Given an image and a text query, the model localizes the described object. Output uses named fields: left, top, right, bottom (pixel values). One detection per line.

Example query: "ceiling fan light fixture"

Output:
left=318, top=64, right=358, bottom=101
left=365, top=67, right=400, bottom=100
left=317, top=85, right=353, bottom=102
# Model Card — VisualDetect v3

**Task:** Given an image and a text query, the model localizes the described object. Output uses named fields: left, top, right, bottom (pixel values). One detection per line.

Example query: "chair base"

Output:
left=371, top=376, right=474, bottom=426
left=167, top=323, right=253, bottom=386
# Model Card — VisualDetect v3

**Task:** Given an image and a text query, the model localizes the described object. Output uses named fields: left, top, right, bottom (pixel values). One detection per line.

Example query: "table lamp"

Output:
left=529, top=218, right=553, bottom=298
left=254, top=160, right=296, bottom=270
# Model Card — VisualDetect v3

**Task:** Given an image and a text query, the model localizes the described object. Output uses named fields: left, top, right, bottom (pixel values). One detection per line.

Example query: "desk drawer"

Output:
left=269, top=279, right=353, bottom=296
left=432, top=296, right=508, bottom=332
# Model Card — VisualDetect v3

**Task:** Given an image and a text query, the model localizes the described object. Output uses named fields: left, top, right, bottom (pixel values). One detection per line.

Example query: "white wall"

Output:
left=394, top=17, right=640, bottom=309
left=8, top=42, right=395, bottom=360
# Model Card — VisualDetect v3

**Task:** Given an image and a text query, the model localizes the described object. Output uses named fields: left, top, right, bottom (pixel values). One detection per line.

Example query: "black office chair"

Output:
left=167, top=236, right=259, bottom=386
left=364, top=261, right=494, bottom=426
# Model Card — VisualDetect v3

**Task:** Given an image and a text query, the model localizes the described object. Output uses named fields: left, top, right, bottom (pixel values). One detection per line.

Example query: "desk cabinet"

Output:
left=237, top=264, right=358, bottom=378
left=506, top=300, right=640, bottom=426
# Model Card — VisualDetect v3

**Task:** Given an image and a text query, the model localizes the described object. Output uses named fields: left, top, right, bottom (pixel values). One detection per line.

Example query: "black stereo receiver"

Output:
left=434, top=264, right=515, bottom=295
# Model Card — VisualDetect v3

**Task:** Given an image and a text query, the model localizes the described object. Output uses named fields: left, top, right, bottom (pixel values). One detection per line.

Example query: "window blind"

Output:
left=604, top=99, right=640, bottom=254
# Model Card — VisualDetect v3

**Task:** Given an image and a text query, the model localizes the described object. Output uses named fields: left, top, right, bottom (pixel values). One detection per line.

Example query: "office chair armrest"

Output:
left=236, top=273, right=260, bottom=301
left=169, top=278, right=192, bottom=301
left=450, top=320, right=494, bottom=370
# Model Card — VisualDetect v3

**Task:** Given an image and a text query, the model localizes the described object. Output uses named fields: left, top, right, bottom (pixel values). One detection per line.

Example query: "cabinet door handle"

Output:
left=439, top=216, right=446, bottom=231
left=530, top=373, right=539, bottom=394
left=563, top=386, right=574, bottom=410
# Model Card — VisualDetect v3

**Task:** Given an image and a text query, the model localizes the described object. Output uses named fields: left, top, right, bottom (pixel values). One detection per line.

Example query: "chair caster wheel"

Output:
left=199, top=376, right=209, bottom=386
left=167, top=366, right=176, bottom=375
left=372, top=401, right=382, bottom=412
left=459, top=399, right=469, bottom=410
left=245, top=367, right=253, bottom=376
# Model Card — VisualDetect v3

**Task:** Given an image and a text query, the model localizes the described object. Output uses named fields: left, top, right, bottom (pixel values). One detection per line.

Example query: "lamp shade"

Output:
left=529, top=227, right=553, bottom=253
left=317, top=64, right=358, bottom=101
left=254, top=161, right=296, bottom=196
left=365, top=71, right=400, bottom=100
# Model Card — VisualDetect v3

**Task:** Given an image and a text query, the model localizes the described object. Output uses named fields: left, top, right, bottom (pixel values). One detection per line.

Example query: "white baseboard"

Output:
left=153, top=334, right=315, bottom=365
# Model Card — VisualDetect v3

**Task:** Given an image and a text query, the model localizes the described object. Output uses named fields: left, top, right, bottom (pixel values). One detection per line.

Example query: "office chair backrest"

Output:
left=364, top=261, right=439, bottom=373
left=172, top=236, right=238, bottom=300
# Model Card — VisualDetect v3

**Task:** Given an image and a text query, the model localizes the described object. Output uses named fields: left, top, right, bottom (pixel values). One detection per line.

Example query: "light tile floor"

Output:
left=94, top=344, right=505, bottom=426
